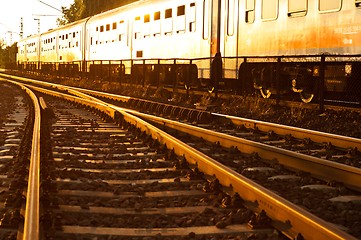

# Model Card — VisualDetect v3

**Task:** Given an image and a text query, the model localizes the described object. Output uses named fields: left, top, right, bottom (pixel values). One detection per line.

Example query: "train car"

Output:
left=56, top=19, right=87, bottom=63
left=85, top=0, right=210, bottom=85
left=16, top=39, right=27, bottom=65
left=17, top=34, right=39, bottom=63
left=39, top=29, right=58, bottom=74
left=56, top=18, right=89, bottom=76
left=17, top=34, right=40, bottom=71
left=219, top=0, right=361, bottom=102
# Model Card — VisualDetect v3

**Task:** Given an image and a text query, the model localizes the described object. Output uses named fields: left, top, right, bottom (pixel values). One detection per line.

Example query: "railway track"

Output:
left=0, top=75, right=360, bottom=239
left=0, top=81, right=34, bottom=239
left=40, top=96, right=281, bottom=239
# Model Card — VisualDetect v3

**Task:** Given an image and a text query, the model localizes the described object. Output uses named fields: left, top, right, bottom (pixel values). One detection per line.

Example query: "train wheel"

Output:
left=300, top=91, right=314, bottom=103
left=259, top=88, right=272, bottom=98
left=207, top=85, right=215, bottom=93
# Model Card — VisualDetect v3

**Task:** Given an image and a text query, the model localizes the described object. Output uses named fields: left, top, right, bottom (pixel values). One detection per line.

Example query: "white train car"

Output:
left=218, top=0, right=361, bottom=101
left=17, top=34, right=40, bottom=64
left=57, top=18, right=88, bottom=63
left=39, top=29, right=58, bottom=63
left=86, top=0, right=211, bottom=60
left=16, top=40, right=27, bottom=64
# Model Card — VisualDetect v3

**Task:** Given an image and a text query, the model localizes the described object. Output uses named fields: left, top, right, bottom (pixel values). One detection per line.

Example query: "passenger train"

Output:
left=16, top=0, right=361, bottom=102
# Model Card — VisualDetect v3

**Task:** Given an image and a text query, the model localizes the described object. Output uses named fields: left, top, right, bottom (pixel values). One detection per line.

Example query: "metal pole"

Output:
left=276, top=57, right=281, bottom=105
left=319, top=54, right=325, bottom=113
left=34, top=18, right=40, bottom=34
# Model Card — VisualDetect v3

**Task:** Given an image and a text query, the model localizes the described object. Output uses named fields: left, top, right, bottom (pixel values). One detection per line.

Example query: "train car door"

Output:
left=220, top=0, right=240, bottom=82
left=210, top=0, right=221, bottom=57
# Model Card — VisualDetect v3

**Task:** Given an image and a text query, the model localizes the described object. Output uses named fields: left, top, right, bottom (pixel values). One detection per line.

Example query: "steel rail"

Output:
left=15, top=81, right=359, bottom=240
left=0, top=73, right=131, bottom=103
left=213, top=113, right=361, bottom=150
left=131, top=111, right=361, bottom=191
left=4, top=80, right=41, bottom=240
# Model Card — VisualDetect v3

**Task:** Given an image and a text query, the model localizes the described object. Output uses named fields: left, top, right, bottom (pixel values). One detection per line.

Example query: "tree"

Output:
left=57, top=0, right=86, bottom=26
left=0, top=42, right=17, bottom=69
left=0, top=39, right=6, bottom=68
left=57, top=0, right=138, bottom=25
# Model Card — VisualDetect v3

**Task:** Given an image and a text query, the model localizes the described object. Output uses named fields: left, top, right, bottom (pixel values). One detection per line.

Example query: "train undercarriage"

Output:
left=239, top=61, right=359, bottom=104
left=15, top=57, right=361, bottom=105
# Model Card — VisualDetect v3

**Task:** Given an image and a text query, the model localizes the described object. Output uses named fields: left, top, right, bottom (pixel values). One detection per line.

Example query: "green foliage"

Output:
left=57, top=0, right=86, bottom=26
left=57, top=0, right=138, bottom=26
left=0, top=43, right=17, bottom=69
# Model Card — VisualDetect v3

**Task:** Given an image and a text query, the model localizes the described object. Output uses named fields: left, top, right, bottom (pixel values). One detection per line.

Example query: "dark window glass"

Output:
left=177, top=5, right=185, bottom=16
left=245, top=0, right=255, bottom=23
left=165, top=8, right=172, bottom=18
left=144, top=14, right=150, bottom=23
left=154, top=11, right=161, bottom=20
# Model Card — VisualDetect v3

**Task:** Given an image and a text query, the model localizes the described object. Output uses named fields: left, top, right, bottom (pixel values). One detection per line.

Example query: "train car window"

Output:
left=245, top=0, right=255, bottom=23
left=357, top=0, right=361, bottom=7
left=176, top=5, right=186, bottom=33
left=144, top=14, right=151, bottom=37
left=112, top=22, right=117, bottom=30
left=96, top=27, right=99, bottom=31
left=203, top=0, right=210, bottom=39
left=73, top=32, right=76, bottom=38
left=288, top=0, right=307, bottom=17
left=134, top=16, right=142, bottom=39
left=118, top=20, right=127, bottom=42
left=261, top=0, right=279, bottom=20
left=154, top=11, right=161, bottom=20
left=165, top=8, right=172, bottom=18
left=144, top=14, right=150, bottom=23
left=153, top=11, right=161, bottom=36
left=164, top=8, right=173, bottom=35
left=227, top=0, right=235, bottom=36
left=106, top=24, right=110, bottom=31
left=100, top=26, right=104, bottom=32
left=177, top=5, right=185, bottom=16
left=318, top=0, right=341, bottom=12
left=189, top=2, right=196, bottom=32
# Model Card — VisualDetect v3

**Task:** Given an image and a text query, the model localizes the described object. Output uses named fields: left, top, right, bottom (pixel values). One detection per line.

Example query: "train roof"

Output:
left=86, top=0, right=177, bottom=22
left=17, top=0, right=190, bottom=44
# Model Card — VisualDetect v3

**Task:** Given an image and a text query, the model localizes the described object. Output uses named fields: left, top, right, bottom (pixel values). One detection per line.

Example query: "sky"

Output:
left=0, top=0, right=74, bottom=46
